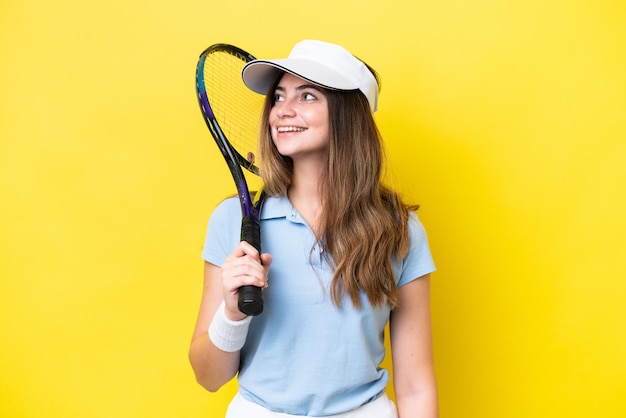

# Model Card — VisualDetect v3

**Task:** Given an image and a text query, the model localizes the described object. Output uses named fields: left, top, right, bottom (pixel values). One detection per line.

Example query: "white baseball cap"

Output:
left=242, top=40, right=379, bottom=112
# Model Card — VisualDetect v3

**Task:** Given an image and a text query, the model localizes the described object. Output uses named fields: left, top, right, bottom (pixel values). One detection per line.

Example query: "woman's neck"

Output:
left=288, top=161, right=324, bottom=236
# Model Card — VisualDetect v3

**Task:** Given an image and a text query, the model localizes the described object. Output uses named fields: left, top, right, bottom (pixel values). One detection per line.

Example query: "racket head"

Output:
left=196, top=44, right=265, bottom=176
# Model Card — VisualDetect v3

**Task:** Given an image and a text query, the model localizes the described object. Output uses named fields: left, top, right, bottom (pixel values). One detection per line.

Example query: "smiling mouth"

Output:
left=277, top=126, right=307, bottom=133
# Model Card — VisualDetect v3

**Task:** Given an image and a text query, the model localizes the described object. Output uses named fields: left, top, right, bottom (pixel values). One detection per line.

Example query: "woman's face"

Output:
left=269, top=73, right=330, bottom=162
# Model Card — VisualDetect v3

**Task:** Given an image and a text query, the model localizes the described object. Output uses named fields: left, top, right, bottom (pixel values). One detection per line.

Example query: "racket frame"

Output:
left=195, top=43, right=265, bottom=316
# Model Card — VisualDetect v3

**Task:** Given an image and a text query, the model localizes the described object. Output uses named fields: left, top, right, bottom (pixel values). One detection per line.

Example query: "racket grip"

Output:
left=238, top=216, right=263, bottom=316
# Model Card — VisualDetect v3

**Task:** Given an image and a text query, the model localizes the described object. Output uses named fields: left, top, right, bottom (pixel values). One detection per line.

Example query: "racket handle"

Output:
left=238, top=216, right=264, bottom=316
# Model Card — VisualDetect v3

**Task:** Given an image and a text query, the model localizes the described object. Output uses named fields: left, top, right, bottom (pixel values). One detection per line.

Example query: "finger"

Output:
left=260, top=253, right=272, bottom=265
left=222, top=259, right=267, bottom=288
left=238, top=241, right=260, bottom=259
left=223, top=241, right=259, bottom=264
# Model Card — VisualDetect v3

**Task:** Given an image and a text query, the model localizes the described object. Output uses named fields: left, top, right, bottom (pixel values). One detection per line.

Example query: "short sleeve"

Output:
left=395, top=212, right=436, bottom=287
left=201, top=197, right=242, bottom=267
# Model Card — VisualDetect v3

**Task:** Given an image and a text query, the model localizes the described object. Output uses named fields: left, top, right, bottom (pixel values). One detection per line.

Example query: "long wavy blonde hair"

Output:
left=258, top=71, right=416, bottom=309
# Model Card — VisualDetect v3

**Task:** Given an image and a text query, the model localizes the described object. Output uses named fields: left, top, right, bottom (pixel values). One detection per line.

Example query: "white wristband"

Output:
left=208, top=301, right=252, bottom=352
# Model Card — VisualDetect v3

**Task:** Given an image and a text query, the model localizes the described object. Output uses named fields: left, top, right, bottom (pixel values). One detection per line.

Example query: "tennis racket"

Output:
left=195, top=44, right=266, bottom=316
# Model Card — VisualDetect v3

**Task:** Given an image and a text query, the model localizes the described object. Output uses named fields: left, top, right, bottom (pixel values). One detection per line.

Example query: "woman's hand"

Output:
left=221, top=241, right=272, bottom=321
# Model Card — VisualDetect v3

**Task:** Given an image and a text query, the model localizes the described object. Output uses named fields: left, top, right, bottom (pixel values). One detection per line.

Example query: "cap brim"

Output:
left=242, top=59, right=359, bottom=96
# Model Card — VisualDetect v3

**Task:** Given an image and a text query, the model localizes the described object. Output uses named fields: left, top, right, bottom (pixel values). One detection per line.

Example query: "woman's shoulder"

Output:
left=210, top=196, right=242, bottom=221
left=406, top=211, right=433, bottom=255
left=407, top=210, right=426, bottom=233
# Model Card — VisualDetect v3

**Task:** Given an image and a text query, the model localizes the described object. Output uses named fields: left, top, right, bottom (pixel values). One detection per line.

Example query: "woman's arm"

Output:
left=188, top=262, right=240, bottom=392
left=188, top=242, right=271, bottom=392
left=390, top=274, right=438, bottom=418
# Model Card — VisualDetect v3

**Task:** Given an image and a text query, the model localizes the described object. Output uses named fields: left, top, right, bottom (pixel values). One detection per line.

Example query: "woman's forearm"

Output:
left=189, top=331, right=240, bottom=392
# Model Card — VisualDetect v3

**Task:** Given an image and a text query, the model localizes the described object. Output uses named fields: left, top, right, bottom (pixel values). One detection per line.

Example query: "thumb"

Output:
left=260, top=253, right=273, bottom=267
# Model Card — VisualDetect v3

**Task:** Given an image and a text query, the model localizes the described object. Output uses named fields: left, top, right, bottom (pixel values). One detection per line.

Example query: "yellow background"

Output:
left=2, top=0, right=625, bottom=417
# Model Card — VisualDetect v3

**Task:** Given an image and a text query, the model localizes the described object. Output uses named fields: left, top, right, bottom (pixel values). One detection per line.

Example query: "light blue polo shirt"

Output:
left=202, top=194, right=435, bottom=416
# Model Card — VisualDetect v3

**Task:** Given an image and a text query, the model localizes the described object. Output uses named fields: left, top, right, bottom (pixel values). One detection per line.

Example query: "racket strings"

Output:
left=203, top=50, right=264, bottom=172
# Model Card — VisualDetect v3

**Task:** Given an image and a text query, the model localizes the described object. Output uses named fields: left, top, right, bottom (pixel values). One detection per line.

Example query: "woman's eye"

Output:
left=274, top=93, right=284, bottom=102
left=302, top=92, right=316, bottom=101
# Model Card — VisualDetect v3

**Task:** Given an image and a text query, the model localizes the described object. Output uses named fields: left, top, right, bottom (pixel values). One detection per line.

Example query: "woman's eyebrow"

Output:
left=274, top=84, right=324, bottom=93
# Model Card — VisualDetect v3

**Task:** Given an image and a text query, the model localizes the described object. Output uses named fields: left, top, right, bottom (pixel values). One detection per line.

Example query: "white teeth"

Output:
left=277, top=126, right=307, bottom=133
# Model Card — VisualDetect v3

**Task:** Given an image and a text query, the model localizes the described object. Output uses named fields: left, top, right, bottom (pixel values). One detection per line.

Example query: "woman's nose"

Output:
left=275, top=101, right=296, bottom=118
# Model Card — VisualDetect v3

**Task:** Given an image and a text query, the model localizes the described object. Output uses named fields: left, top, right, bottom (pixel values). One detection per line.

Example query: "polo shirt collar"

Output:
left=259, top=193, right=292, bottom=220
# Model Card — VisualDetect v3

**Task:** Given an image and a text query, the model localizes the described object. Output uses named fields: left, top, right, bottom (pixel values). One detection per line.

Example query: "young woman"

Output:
left=189, top=40, right=438, bottom=418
